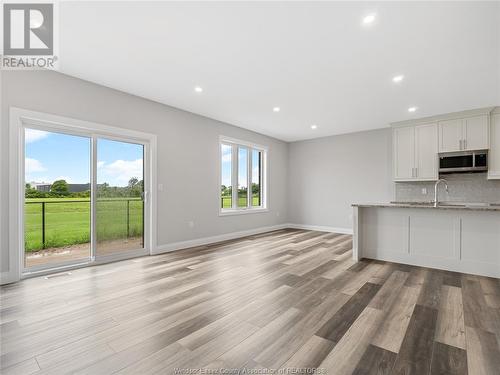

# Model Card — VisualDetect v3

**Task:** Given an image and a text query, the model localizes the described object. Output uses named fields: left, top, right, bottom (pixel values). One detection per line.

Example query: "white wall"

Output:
left=0, top=70, right=288, bottom=278
left=288, top=128, right=394, bottom=232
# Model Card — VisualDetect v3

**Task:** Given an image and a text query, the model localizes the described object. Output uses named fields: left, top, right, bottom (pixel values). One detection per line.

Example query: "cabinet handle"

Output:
left=464, top=139, right=467, bottom=150
left=415, top=167, right=418, bottom=178
left=459, top=139, right=462, bottom=150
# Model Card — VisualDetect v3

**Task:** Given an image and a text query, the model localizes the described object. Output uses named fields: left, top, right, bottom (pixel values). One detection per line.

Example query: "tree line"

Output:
left=221, top=183, right=260, bottom=197
left=25, top=178, right=144, bottom=198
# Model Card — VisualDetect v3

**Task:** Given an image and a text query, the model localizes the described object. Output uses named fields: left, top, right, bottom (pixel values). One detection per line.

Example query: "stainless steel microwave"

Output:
left=439, top=150, right=488, bottom=174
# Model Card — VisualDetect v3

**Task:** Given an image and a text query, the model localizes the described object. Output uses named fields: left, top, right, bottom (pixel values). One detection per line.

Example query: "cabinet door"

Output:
left=439, top=119, right=463, bottom=152
left=415, top=123, right=438, bottom=180
left=488, top=113, right=500, bottom=179
left=464, top=115, right=489, bottom=150
left=393, top=126, right=415, bottom=180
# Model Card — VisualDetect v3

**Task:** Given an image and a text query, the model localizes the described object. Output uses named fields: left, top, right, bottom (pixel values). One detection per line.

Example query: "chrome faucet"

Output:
left=434, top=179, right=449, bottom=207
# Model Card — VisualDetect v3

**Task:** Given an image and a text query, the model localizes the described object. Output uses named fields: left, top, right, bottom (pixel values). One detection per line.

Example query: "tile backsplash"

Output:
left=395, top=173, right=500, bottom=203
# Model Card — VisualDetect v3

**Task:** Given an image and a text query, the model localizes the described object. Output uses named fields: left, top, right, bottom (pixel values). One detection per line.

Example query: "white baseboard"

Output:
left=286, top=223, right=353, bottom=235
left=153, top=223, right=353, bottom=255
left=1, top=270, right=19, bottom=285
left=2, top=223, right=351, bottom=284
left=153, top=224, right=289, bottom=255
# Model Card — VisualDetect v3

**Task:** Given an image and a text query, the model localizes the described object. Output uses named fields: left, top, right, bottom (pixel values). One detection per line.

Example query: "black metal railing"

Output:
left=221, top=196, right=231, bottom=208
left=25, top=199, right=141, bottom=249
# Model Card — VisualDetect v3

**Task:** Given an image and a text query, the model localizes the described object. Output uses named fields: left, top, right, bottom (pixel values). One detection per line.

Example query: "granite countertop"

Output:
left=352, top=202, right=500, bottom=211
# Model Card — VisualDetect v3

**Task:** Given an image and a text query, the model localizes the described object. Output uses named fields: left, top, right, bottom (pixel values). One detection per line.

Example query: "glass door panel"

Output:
left=24, top=128, right=91, bottom=269
left=96, top=138, right=144, bottom=256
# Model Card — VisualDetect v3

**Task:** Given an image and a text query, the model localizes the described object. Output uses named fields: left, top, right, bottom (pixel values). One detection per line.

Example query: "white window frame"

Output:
left=219, top=136, right=268, bottom=216
left=8, top=107, right=157, bottom=282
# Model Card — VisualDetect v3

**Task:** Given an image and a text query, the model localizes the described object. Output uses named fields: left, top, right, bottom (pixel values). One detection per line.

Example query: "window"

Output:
left=220, top=137, right=267, bottom=214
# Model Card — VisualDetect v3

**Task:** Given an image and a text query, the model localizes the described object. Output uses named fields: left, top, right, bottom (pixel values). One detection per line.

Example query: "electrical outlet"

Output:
left=158, top=183, right=164, bottom=191
left=421, top=188, right=427, bottom=195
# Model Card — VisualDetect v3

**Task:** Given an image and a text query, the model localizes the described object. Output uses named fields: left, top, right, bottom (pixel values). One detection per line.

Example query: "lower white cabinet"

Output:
left=355, top=206, right=500, bottom=278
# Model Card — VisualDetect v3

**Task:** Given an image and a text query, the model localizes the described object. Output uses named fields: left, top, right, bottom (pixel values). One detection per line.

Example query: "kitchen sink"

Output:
left=390, top=201, right=433, bottom=206
left=391, top=201, right=494, bottom=208
left=438, top=202, right=467, bottom=207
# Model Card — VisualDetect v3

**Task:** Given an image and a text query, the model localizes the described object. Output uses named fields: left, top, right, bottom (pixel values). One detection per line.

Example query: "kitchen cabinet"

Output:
left=438, top=115, right=489, bottom=152
left=415, top=123, right=439, bottom=179
left=354, top=205, right=500, bottom=278
left=393, top=126, right=414, bottom=180
left=488, top=112, right=500, bottom=179
left=393, top=123, right=438, bottom=181
left=438, top=119, right=463, bottom=152
left=464, top=115, right=489, bottom=150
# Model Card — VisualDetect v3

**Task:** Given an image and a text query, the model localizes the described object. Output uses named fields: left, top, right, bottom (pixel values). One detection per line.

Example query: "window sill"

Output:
left=219, top=208, right=269, bottom=216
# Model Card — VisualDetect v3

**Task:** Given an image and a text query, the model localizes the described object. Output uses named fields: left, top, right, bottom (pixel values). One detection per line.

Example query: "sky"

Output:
left=221, top=144, right=260, bottom=188
left=25, top=128, right=143, bottom=187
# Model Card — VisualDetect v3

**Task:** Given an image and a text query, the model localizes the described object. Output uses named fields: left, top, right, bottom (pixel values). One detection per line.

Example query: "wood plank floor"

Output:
left=1, top=229, right=499, bottom=375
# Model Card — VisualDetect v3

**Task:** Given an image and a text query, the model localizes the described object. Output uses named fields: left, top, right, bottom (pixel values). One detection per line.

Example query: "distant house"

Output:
left=29, top=182, right=51, bottom=192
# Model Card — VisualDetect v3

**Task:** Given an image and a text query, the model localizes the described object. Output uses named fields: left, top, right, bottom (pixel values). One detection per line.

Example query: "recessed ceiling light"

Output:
left=194, top=86, right=203, bottom=93
left=392, top=75, right=404, bottom=83
left=408, top=106, right=417, bottom=113
left=362, top=13, right=376, bottom=25
left=273, top=107, right=280, bottom=112
left=311, top=125, right=318, bottom=130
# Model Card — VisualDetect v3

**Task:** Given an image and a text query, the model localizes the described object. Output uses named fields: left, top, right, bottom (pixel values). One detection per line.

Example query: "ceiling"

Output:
left=59, top=1, right=500, bottom=142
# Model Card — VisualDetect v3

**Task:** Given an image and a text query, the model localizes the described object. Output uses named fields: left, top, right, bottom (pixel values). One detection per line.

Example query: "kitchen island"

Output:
left=352, top=203, right=500, bottom=278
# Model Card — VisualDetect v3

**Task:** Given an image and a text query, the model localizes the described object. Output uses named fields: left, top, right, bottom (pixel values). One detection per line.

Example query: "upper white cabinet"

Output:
left=464, top=115, right=489, bottom=151
left=488, top=112, right=500, bottom=179
left=393, top=123, right=438, bottom=181
left=438, top=115, right=489, bottom=152
left=438, top=119, right=463, bottom=152
left=393, top=126, right=415, bottom=180
left=392, top=107, right=496, bottom=182
left=415, top=124, right=439, bottom=179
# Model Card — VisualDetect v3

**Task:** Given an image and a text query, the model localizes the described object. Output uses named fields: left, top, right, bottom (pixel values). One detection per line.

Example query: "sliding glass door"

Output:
left=23, top=127, right=148, bottom=272
left=96, top=139, right=145, bottom=257
left=24, top=128, right=92, bottom=269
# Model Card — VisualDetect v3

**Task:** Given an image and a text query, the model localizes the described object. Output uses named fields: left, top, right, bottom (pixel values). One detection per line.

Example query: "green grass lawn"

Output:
left=25, top=195, right=260, bottom=252
left=221, top=196, right=261, bottom=209
left=25, top=198, right=143, bottom=252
